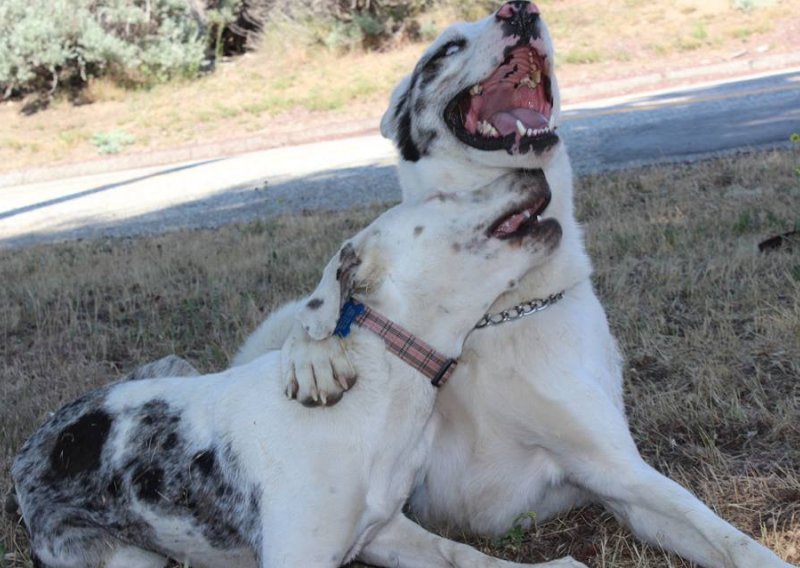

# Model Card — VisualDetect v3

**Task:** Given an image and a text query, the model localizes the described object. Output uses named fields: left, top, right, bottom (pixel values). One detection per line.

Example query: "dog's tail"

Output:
left=4, top=486, right=20, bottom=523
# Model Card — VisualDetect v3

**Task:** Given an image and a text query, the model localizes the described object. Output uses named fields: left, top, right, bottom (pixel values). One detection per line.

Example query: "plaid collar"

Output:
left=334, top=300, right=457, bottom=387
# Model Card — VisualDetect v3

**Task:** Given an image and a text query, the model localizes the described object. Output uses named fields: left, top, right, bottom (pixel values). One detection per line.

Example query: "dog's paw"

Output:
left=281, top=324, right=356, bottom=406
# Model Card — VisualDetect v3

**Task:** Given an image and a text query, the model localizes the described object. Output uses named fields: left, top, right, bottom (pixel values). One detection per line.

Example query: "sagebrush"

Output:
left=0, top=0, right=207, bottom=97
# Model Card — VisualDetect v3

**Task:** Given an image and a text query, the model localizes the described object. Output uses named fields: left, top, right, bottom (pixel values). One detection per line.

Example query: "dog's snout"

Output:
left=496, top=1, right=540, bottom=37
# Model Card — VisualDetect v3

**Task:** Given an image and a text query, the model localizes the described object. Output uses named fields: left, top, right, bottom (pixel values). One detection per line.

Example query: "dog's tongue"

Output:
left=492, top=209, right=532, bottom=237
left=491, top=109, right=549, bottom=136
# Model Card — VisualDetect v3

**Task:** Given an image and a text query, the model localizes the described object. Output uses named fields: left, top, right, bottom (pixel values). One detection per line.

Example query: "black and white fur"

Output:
left=11, top=181, right=584, bottom=568
left=231, top=4, right=795, bottom=568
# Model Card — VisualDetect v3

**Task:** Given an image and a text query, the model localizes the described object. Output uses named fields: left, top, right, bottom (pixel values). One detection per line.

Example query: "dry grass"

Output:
left=2, top=0, right=799, bottom=173
left=2, top=150, right=799, bottom=566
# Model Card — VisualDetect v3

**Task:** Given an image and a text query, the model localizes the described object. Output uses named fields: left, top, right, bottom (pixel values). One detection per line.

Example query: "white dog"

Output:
left=12, top=179, right=585, bottom=568
left=233, top=2, right=795, bottom=567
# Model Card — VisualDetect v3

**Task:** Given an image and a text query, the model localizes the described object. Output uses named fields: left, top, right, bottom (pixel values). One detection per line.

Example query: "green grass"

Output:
left=2, top=150, right=798, bottom=567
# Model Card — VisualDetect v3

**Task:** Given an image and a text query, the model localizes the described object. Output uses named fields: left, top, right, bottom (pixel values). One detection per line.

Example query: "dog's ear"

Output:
left=298, top=242, right=363, bottom=340
left=380, top=74, right=413, bottom=142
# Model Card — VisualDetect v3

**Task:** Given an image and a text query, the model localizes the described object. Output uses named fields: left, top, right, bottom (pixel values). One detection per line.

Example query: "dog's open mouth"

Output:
left=445, top=44, right=556, bottom=153
left=489, top=188, right=551, bottom=240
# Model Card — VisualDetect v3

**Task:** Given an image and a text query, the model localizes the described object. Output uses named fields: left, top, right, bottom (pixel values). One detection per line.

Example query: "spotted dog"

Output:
left=232, top=2, right=795, bottom=567
left=12, top=178, right=585, bottom=568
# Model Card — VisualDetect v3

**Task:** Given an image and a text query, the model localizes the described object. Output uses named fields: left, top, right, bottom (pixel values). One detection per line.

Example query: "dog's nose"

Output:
left=496, top=1, right=540, bottom=36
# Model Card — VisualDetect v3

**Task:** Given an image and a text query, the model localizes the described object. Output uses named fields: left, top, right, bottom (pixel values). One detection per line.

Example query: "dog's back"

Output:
left=12, top=344, right=437, bottom=567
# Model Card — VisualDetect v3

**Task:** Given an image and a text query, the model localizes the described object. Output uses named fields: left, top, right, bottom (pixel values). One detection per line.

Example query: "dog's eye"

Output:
left=442, top=40, right=465, bottom=57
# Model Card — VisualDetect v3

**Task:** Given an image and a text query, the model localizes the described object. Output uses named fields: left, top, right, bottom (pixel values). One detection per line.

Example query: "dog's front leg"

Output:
left=545, top=381, right=794, bottom=568
left=231, top=299, right=357, bottom=406
left=358, top=514, right=587, bottom=568
left=280, top=317, right=356, bottom=406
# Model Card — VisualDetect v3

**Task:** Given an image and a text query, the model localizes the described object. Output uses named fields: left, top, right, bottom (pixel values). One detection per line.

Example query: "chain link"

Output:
left=474, top=291, right=565, bottom=329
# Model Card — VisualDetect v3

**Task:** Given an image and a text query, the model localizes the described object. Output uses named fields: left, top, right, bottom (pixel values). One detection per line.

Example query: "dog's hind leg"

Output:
left=547, top=381, right=794, bottom=568
left=358, top=514, right=587, bottom=568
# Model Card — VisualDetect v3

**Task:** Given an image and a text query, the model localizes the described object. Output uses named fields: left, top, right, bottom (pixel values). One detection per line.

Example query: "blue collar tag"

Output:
left=334, top=300, right=366, bottom=337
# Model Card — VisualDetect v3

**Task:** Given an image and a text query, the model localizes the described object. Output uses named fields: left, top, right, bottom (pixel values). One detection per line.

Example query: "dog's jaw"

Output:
left=397, top=140, right=569, bottom=204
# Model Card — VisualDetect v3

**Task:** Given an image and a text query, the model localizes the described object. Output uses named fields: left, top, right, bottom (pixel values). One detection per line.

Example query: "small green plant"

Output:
left=495, top=511, right=537, bottom=548
left=734, top=210, right=755, bottom=235
left=91, top=129, right=136, bottom=155
left=206, top=0, right=243, bottom=61
left=732, top=0, right=776, bottom=11
left=692, top=22, right=708, bottom=41
left=791, top=133, right=800, bottom=177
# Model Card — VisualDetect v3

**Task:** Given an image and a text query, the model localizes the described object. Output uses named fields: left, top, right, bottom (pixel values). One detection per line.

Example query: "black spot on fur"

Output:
left=414, top=226, right=425, bottom=237
left=192, top=450, right=216, bottom=477
left=306, top=298, right=324, bottom=310
left=49, top=411, right=112, bottom=479
left=162, top=432, right=178, bottom=451
left=107, top=474, right=122, bottom=498
left=397, top=110, right=421, bottom=162
left=133, top=465, right=164, bottom=503
left=497, top=5, right=541, bottom=42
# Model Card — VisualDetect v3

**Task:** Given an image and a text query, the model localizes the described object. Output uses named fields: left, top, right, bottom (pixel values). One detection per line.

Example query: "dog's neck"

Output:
left=395, top=143, right=593, bottom=310
left=396, top=144, right=571, bottom=204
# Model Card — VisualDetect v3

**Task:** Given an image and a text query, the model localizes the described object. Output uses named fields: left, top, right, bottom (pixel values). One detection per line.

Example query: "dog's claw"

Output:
left=281, top=322, right=358, bottom=408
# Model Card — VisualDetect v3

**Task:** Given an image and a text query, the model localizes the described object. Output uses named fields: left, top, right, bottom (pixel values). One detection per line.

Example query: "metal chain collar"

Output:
left=475, top=291, right=565, bottom=329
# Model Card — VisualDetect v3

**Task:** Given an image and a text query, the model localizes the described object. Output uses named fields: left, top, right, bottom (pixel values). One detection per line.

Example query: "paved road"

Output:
left=2, top=69, right=798, bottom=249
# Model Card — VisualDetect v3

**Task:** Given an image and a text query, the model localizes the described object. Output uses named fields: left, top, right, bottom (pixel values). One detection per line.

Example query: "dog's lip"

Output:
left=488, top=191, right=551, bottom=240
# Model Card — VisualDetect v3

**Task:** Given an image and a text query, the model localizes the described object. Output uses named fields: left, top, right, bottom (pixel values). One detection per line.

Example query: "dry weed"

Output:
left=1, top=151, right=798, bottom=567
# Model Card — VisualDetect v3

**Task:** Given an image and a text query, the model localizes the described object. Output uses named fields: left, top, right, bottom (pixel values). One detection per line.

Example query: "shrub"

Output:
left=91, top=129, right=136, bottom=154
left=237, top=0, right=435, bottom=50
left=0, top=0, right=207, bottom=98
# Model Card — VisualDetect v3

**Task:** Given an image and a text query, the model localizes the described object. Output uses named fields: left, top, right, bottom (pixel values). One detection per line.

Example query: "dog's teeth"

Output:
left=488, top=124, right=500, bottom=137
left=526, top=128, right=533, bottom=136
left=535, top=215, right=542, bottom=223
left=531, top=70, right=541, bottom=84
left=519, top=77, right=535, bottom=89
left=470, top=84, right=483, bottom=96
left=516, top=120, right=526, bottom=136
left=523, top=210, right=531, bottom=219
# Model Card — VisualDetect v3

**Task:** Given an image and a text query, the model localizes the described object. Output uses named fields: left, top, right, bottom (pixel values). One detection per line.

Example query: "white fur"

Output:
left=234, top=6, right=795, bottom=568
